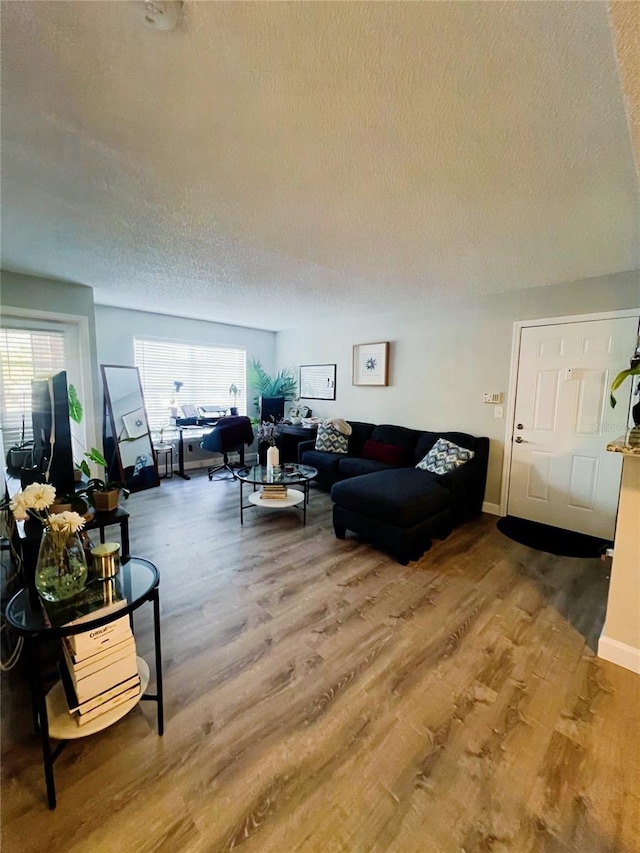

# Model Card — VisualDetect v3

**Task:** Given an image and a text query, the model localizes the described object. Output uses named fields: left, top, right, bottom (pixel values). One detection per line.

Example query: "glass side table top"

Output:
left=235, top=463, right=318, bottom=486
left=5, top=557, right=159, bottom=637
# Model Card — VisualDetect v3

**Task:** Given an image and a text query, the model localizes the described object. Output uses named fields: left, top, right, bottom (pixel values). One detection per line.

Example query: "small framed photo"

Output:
left=352, top=342, right=390, bottom=386
left=121, top=407, right=149, bottom=439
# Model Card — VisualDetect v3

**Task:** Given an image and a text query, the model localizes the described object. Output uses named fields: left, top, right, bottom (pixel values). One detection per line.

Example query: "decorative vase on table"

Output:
left=266, top=444, right=280, bottom=472
left=35, top=528, right=88, bottom=602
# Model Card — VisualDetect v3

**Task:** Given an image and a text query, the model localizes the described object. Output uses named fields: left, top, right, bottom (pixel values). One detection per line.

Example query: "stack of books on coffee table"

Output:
left=260, top=484, right=288, bottom=501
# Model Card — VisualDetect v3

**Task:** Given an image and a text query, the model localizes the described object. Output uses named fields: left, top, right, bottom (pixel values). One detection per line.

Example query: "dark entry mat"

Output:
left=497, top=516, right=610, bottom=558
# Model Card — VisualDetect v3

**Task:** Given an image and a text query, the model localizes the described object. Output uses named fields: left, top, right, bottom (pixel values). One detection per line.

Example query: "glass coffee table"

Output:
left=235, top=464, right=318, bottom=525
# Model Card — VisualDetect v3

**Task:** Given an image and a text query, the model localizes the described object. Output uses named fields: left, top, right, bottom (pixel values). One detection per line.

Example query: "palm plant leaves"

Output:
left=247, top=359, right=297, bottom=412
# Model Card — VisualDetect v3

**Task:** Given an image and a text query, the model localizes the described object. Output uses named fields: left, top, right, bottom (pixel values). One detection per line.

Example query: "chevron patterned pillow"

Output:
left=417, top=437, right=474, bottom=475
left=315, top=423, right=348, bottom=454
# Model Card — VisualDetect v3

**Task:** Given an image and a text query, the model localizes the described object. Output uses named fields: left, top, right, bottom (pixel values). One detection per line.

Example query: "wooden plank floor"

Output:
left=2, top=471, right=639, bottom=852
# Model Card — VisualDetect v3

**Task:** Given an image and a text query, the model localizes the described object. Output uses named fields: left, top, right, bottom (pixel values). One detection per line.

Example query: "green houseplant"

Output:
left=610, top=337, right=640, bottom=444
left=229, top=382, right=240, bottom=414
left=68, top=383, right=129, bottom=510
left=610, top=365, right=640, bottom=412
left=609, top=335, right=640, bottom=447
left=77, top=447, right=130, bottom=512
left=247, top=358, right=297, bottom=416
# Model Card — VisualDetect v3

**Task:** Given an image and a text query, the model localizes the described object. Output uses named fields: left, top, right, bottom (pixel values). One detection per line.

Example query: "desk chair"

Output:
left=200, top=416, right=254, bottom=481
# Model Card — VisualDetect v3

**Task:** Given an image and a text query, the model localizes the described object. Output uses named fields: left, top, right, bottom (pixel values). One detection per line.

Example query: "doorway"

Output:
left=505, top=314, right=639, bottom=540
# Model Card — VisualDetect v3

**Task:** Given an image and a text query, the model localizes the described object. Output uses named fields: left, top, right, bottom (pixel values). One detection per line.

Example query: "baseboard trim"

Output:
left=482, top=501, right=500, bottom=516
left=598, top=633, right=640, bottom=675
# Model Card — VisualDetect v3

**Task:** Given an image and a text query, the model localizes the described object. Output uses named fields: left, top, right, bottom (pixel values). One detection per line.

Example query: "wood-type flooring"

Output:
left=1, top=470, right=639, bottom=852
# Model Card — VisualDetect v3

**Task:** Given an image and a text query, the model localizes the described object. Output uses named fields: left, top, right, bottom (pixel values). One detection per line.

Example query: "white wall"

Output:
left=95, top=305, right=276, bottom=467
left=276, top=270, right=640, bottom=506
left=95, top=305, right=275, bottom=375
left=0, top=270, right=101, bottom=455
left=4, top=270, right=637, bottom=495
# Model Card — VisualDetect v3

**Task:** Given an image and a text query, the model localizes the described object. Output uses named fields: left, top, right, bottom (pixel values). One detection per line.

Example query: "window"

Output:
left=134, top=338, right=246, bottom=430
left=0, top=328, right=66, bottom=447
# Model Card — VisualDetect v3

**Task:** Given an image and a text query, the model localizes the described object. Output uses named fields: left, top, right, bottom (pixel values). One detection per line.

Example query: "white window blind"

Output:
left=134, top=338, right=246, bottom=430
left=0, top=328, right=67, bottom=447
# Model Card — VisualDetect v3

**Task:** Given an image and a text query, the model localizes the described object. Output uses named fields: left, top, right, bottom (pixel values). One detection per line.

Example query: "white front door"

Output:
left=507, top=316, right=639, bottom=539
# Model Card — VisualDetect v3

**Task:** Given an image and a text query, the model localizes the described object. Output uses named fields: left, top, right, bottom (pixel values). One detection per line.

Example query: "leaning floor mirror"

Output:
left=101, top=364, right=160, bottom=493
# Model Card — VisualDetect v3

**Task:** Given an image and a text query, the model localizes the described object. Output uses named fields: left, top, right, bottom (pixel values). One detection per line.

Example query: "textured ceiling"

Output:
left=1, top=1, right=638, bottom=331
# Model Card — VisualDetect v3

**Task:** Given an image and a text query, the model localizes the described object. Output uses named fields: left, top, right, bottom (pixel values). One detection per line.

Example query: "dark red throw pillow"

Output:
left=362, top=439, right=408, bottom=466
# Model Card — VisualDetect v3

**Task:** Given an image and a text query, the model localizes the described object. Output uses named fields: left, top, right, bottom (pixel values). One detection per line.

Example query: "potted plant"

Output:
left=610, top=336, right=640, bottom=442
left=289, top=398, right=303, bottom=425
left=48, top=489, right=90, bottom=516
left=229, top=383, right=240, bottom=415
left=68, top=383, right=94, bottom=482
left=247, top=358, right=297, bottom=415
left=77, top=447, right=130, bottom=512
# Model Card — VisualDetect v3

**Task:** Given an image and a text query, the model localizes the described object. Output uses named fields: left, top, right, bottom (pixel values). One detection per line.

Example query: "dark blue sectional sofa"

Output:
left=298, top=421, right=489, bottom=564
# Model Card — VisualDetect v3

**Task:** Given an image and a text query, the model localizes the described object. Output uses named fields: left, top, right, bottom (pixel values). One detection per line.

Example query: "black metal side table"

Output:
left=84, top=505, right=131, bottom=558
left=4, top=557, right=164, bottom=809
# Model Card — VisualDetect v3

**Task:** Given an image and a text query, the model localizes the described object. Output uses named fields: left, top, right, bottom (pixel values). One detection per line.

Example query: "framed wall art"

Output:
left=352, top=342, right=390, bottom=386
left=300, top=364, right=337, bottom=400
left=121, top=406, right=149, bottom=439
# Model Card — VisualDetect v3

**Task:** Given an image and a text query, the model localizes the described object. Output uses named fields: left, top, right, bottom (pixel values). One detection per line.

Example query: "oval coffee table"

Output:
left=235, top=464, right=318, bottom=525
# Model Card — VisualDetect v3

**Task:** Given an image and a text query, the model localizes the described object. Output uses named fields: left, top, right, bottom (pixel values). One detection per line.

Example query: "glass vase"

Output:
left=35, top=528, right=88, bottom=602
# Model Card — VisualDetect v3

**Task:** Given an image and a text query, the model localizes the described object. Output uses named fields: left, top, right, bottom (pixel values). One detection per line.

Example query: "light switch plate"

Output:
left=494, top=406, right=504, bottom=418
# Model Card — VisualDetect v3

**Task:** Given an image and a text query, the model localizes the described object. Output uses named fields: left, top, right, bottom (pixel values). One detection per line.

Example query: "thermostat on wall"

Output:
left=483, top=392, right=502, bottom=404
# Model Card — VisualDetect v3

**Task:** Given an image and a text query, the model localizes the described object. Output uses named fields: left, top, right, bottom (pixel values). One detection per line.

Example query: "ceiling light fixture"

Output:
left=143, top=1, right=181, bottom=32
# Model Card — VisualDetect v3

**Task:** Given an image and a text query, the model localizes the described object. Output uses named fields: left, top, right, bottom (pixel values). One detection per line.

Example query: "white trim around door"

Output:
left=499, top=308, right=640, bottom=519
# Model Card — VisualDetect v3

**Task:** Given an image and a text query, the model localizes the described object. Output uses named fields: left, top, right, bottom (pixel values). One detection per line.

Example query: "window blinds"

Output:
left=134, top=338, right=246, bottom=429
left=0, top=328, right=66, bottom=447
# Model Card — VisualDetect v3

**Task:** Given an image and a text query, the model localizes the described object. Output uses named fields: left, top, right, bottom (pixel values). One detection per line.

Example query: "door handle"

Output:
left=514, top=436, right=527, bottom=443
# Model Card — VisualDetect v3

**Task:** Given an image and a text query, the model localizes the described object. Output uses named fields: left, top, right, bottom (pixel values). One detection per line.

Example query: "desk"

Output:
left=5, top=557, right=163, bottom=809
left=174, top=416, right=226, bottom=480
left=175, top=425, right=213, bottom=480
left=279, top=424, right=318, bottom=463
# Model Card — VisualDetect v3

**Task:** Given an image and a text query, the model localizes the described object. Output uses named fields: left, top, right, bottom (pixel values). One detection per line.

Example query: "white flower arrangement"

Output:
left=48, top=511, right=86, bottom=535
left=5, top=483, right=85, bottom=535
left=8, top=482, right=57, bottom=521
left=3, top=482, right=89, bottom=602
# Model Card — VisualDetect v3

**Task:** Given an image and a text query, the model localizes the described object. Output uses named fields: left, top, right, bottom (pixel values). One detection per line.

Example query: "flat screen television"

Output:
left=31, top=370, right=75, bottom=497
left=259, top=396, right=285, bottom=423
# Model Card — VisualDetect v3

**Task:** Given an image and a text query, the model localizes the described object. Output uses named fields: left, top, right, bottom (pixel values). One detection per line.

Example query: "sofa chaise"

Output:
left=298, top=422, right=489, bottom=564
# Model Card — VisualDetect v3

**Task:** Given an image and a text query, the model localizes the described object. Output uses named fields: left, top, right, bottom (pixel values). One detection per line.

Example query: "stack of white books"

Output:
left=43, top=578, right=141, bottom=726
left=60, top=617, right=140, bottom=726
